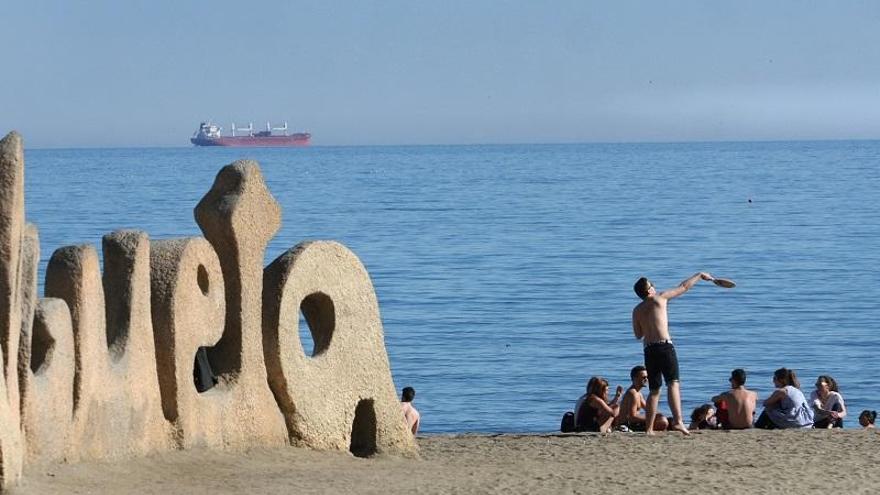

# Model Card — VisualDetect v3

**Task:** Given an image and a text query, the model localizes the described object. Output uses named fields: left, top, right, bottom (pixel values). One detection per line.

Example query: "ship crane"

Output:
left=267, top=121, right=289, bottom=136
left=231, top=122, right=254, bottom=137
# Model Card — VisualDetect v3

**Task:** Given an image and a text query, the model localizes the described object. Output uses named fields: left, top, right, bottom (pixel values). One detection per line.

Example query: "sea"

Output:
left=22, top=141, right=880, bottom=433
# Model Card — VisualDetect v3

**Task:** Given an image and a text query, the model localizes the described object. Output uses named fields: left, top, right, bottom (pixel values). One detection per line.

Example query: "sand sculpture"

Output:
left=0, top=131, right=417, bottom=489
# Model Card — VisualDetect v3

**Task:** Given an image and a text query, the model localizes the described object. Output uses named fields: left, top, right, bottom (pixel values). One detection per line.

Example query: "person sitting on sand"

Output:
left=689, top=404, right=719, bottom=430
left=711, top=368, right=757, bottom=429
left=755, top=368, right=814, bottom=429
left=810, top=375, right=846, bottom=429
left=616, top=365, right=669, bottom=432
left=401, top=386, right=420, bottom=435
left=858, top=410, right=876, bottom=429
left=575, top=376, right=622, bottom=433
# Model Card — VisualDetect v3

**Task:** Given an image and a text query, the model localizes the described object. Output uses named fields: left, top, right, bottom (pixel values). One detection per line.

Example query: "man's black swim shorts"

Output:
left=644, top=341, right=679, bottom=390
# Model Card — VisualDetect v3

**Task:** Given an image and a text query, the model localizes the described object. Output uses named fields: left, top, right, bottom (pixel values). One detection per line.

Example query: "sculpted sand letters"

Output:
left=263, top=241, right=416, bottom=455
left=0, top=131, right=416, bottom=491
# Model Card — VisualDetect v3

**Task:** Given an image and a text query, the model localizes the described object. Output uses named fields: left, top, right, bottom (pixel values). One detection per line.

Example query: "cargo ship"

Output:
left=190, top=121, right=311, bottom=147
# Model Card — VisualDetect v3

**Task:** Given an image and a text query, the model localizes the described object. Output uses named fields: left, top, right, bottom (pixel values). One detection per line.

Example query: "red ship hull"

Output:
left=191, top=133, right=311, bottom=147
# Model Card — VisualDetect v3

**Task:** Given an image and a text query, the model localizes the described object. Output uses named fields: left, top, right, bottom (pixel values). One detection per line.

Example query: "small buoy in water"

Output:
left=748, top=198, right=752, bottom=203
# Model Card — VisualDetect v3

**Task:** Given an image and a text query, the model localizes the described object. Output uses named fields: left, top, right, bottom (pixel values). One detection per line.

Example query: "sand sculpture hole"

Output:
left=192, top=347, right=216, bottom=393
left=196, top=264, right=209, bottom=295
left=190, top=264, right=216, bottom=392
left=298, top=292, right=335, bottom=357
left=30, top=321, right=55, bottom=374
left=349, top=399, right=378, bottom=458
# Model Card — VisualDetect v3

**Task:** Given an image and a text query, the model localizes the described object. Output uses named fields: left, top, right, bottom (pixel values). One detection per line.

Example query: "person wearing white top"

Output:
left=810, top=375, right=846, bottom=429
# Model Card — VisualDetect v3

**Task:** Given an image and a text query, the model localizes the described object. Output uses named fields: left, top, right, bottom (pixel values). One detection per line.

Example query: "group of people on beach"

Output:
left=562, top=272, right=877, bottom=434
left=569, top=365, right=876, bottom=433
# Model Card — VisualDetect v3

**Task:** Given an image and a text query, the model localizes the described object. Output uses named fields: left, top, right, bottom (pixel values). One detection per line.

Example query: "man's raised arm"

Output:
left=659, top=272, right=713, bottom=300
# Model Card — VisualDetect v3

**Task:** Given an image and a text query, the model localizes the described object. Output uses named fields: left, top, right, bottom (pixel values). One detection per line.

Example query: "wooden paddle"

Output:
left=711, top=277, right=736, bottom=288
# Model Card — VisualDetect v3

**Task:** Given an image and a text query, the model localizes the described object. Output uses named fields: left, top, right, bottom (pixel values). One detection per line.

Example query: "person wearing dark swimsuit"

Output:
left=574, top=376, right=621, bottom=433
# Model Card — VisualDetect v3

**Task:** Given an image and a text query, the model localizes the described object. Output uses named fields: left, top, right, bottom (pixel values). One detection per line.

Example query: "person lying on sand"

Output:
left=711, top=368, right=757, bottom=430
left=616, top=365, right=668, bottom=432
left=689, top=404, right=719, bottom=430
left=632, top=272, right=716, bottom=435
left=575, top=376, right=622, bottom=433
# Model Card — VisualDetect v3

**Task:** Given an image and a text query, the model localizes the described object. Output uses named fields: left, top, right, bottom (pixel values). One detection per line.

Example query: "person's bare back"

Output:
left=712, top=369, right=757, bottom=429
left=722, top=388, right=757, bottom=429
left=400, top=387, right=420, bottom=435
left=632, top=296, right=671, bottom=344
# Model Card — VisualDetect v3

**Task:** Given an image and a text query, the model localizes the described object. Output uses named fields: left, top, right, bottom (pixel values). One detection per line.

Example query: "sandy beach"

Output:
left=13, top=429, right=879, bottom=494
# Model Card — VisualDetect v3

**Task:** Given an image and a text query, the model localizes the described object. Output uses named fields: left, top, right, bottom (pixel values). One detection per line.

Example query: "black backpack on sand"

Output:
left=560, top=411, right=575, bottom=433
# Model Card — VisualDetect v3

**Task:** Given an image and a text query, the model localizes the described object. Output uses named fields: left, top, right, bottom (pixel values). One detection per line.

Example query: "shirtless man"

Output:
left=711, top=368, right=757, bottom=429
left=632, top=272, right=715, bottom=435
left=617, top=365, right=669, bottom=432
left=401, top=387, right=421, bottom=435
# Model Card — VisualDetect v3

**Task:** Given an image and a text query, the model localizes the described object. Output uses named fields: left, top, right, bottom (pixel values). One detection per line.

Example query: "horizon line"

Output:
left=22, top=136, right=880, bottom=151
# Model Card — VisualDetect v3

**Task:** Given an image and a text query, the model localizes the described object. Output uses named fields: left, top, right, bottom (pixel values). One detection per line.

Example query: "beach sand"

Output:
left=13, top=429, right=879, bottom=494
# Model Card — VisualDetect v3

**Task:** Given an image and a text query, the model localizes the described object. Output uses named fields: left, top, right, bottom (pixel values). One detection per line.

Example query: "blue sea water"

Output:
left=22, top=141, right=880, bottom=433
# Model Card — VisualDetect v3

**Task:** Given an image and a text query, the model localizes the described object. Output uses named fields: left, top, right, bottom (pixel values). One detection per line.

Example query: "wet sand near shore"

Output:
left=14, top=429, right=879, bottom=494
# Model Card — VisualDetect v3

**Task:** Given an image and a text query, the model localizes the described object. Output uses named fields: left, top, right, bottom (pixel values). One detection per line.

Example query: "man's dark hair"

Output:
left=402, top=386, right=415, bottom=402
left=634, top=277, right=651, bottom=299
left=730, top=368, right=746, bottom=386
left=630, top=365, right=647, bottom=381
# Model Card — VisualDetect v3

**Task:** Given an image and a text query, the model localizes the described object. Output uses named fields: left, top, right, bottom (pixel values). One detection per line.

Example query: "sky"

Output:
left=2, top=1, right=880, bottom=147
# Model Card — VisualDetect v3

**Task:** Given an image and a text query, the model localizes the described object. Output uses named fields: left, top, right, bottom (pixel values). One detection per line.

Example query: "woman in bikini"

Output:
left=575, top=376, right=622, bottom=433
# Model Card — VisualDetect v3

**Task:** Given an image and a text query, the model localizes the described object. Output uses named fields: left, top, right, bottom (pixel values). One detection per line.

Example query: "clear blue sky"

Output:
left=2, top=1, right=880, bottom=147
